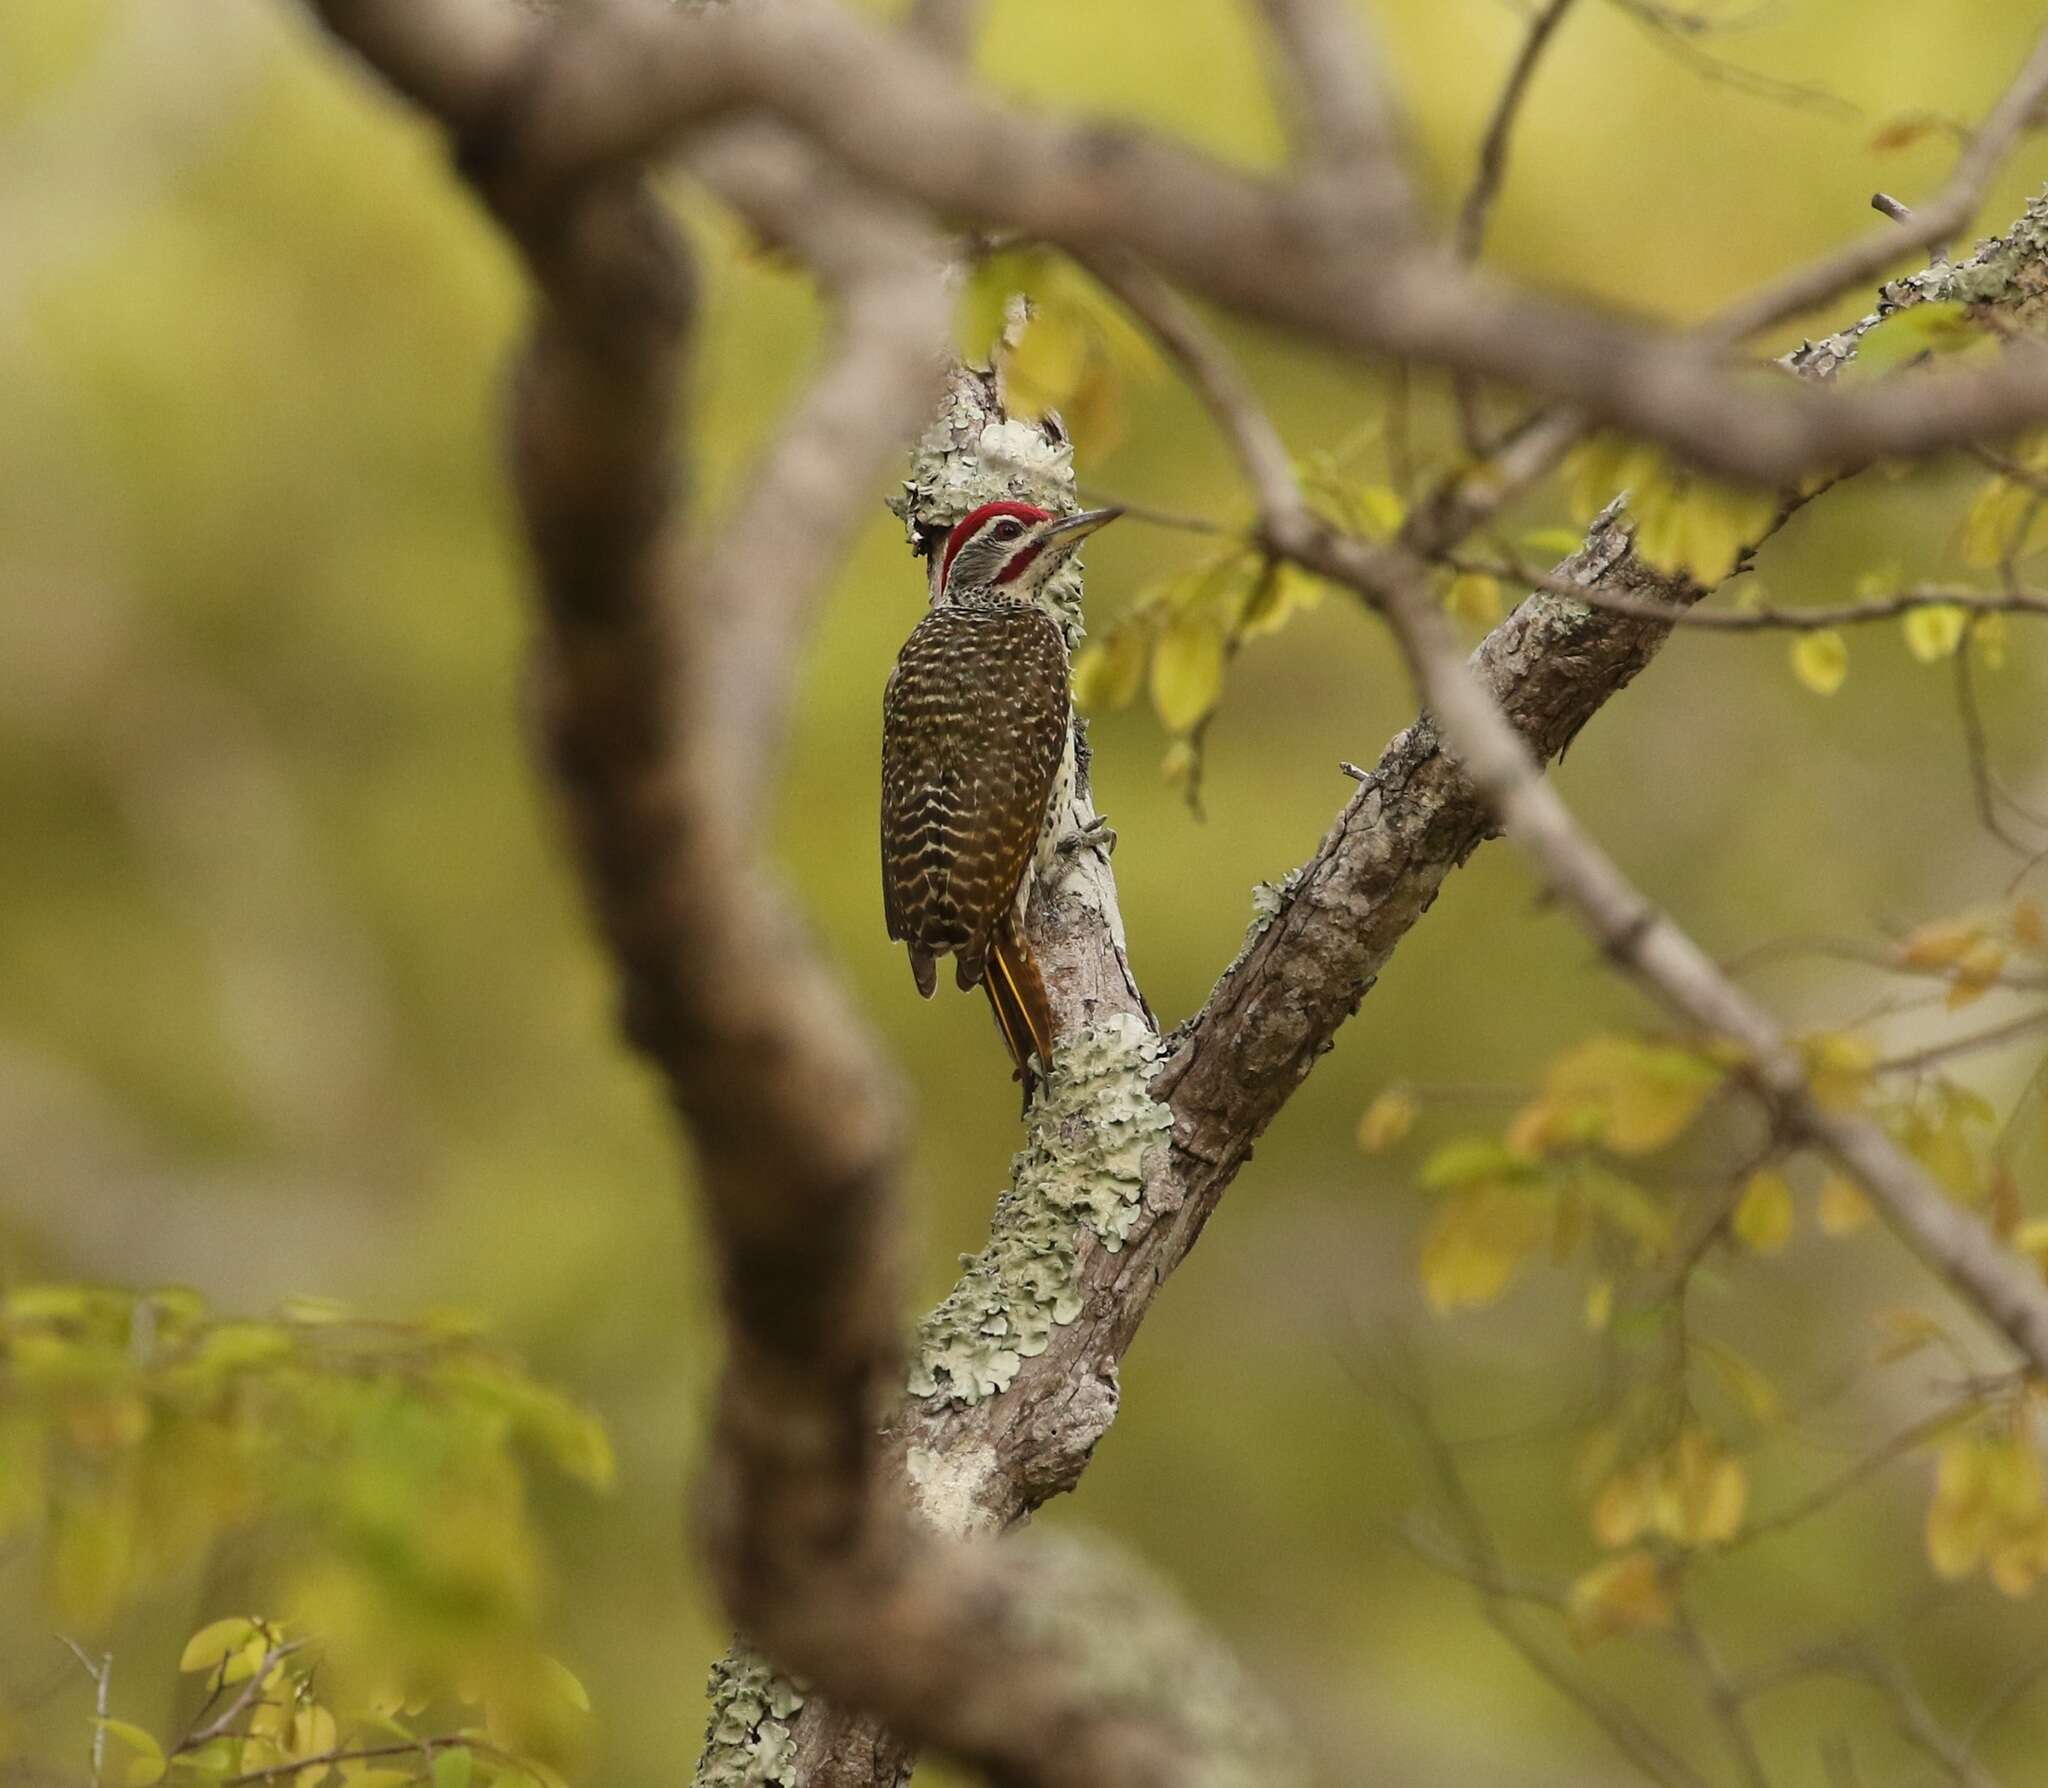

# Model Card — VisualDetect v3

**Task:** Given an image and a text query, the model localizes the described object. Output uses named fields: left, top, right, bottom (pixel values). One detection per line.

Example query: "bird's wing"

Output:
left=879, top=606, right=1070, bottom=987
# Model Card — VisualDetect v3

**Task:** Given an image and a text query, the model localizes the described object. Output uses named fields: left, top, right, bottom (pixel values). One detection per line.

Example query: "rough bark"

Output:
left=733, top=188, right=2048, bottom=1787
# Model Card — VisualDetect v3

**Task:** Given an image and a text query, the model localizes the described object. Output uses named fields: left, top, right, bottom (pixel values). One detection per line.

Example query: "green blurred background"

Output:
left=5, top=0, right=2048, bottom=1781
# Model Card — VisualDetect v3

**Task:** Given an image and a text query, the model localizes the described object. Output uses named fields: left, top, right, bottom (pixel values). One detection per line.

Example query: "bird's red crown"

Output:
left=938, top=501, right=1053, bottom=591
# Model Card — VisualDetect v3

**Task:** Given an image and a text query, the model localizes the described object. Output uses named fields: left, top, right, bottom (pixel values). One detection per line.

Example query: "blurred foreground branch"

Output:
left=301, top=5, right=1302, bottom=1788
left=276, top=1, right=2048, bottom=1782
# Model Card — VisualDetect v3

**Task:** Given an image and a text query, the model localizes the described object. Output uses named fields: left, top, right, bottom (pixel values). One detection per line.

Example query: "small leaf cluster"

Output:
left=1787, top=568, right=2010, bottom=699
left=91, top=1615, right=589, bottom=1788
left=1373, top=1034, right=1726, bottom=1316
left=1564, top=1420, right=1752, bottom=1647
left=0, top=1286, right=610, bottom=1719
left=1894, top=898, right=2045, bottom=1012
left=1563, top=433, right=1778, bottom=585
left=958, top=249, right=1163, bottom=454
left=1071, top=541, right=1330, bottom=796
left=1363, top=921, right=2048, bottom=1623
left=1070, top=445, right=1414, bottom=791
left=1927, top=1394, right=2048, bottom=1597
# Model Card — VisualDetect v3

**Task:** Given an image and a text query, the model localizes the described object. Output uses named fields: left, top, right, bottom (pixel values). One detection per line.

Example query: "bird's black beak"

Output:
left=1040, top=506, right=1124, bottom=552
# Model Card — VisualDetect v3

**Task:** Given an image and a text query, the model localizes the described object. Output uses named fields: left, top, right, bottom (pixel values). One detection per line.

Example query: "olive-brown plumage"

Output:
left=879, top=501, right=1121, bottom=1104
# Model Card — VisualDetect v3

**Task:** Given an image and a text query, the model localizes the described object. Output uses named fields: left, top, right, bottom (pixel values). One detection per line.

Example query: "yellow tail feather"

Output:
left=983, top=915, right=1057, bottom=1108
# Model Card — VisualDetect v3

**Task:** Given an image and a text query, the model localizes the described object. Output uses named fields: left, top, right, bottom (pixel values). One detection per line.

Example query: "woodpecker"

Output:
left=881, top=500, right=1122, bottom=1104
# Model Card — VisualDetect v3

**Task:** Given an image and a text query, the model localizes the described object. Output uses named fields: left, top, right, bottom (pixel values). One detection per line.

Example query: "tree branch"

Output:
left=362, top=0, right=2048, bottom=481
left=1282, top=525, right=2048, bottom=1376
left=1453, top=0, right=1580, bottom=262
left=300, top=7, right=1299, bottom=1787
left=1249, top=0, right=1414, bottom=227
left=1098, top=200, right=2048, bottom=1377
left=763, top=174, right=2048, bottom=1787
left=1707, top=24, right=2048, bottom=343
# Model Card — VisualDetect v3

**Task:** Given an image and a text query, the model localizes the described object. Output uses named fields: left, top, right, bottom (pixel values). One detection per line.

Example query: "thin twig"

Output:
left=1953, top=636, right=2042, bottom=856
left=1707, top=25, right=2048, bottom=341
left=1360, top=1353, right=1715, bottom=1788
left=176, top=1642, right=308, bottom=1753
left=1876, top=1009, right=2048, bottom=1076
left=1725, top=1401, right=1980, bottom=1554
left=1671, top=1599, right=1773, bottom=1788
left=1455, top=0, right=1580, bottom=261
left=55, top=1641, right=110, bottom=1788
left=1449, top=553, right=2048, bottom=629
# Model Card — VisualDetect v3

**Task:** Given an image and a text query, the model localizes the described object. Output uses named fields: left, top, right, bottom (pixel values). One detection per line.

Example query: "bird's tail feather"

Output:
left=983, top=912, right=1057, bottom=1109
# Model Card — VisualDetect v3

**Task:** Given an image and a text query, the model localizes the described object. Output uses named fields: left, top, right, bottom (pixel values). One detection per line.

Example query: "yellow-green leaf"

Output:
left=180, top=1618, right=261, bottom=1676
left=1566, top=1549, right=1673, bottom=1647
left=1356, top=1090, right=1418, bottom=1154
left=544, top=1656, right=592, bottom=1714
left=1733, top=1169, right=1795, bottom=1255
left=1149, top=613, right=1226, bottom=733
left=1898, top=917, right=1985, bottom=970
left=1974, top=611, right=2009, bottom=669
left=1961, top=477, right=2044, bottom=568
left=1353, top=484, right=1406, bottom=541
left=431, top=1748, right=473, bottom=1788
left=1818, top=1172, right=1874, bottom=1237
left=1903, top=604, right=1968, bottom=662
left=1072, top=625, right=1147, bottom=713
left=1790, top=629, right=1848, bottom=695
left=1563, top=434, right=1661, bottom=526
left=1001, top=306, right=1089, bottom=420
left=1584, top=1277, right=1615, bottom=1332
left=1632, top=471, right=1776, bottom=584
left=1443, top=571, right=1503, bottom=625
left=98, top=1722, right=164, bottom=1770
left=1418, top=1186, right=1551, bottom=1313
left=1510, top=1035, right=1721, bottom=1157
left=1238, top=562, right=1324, bottom=640
left=1696, top=1337, right=1782, bottom=1424
left=1851, top=301, right=1986, bottom=377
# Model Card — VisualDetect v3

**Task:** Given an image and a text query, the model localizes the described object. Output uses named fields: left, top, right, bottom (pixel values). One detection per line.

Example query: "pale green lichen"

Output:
left=1790, top=184, right=2048, bottom=381
left=889, top=363, right=1093, bottom=643
left=910, top=1014, right=1171, bottom=1407
left=694, top=1649, right=805, bottom=1788
left=1241, top=868, right=1305, bottom=949
left=1007, top=1531, right=1313, bottom=1788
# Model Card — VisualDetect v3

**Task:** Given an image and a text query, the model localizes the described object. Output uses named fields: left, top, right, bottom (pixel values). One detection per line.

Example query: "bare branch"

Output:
left=299, top=7, right=1289, bottom=1786
left=1286, top=523, right=2048, bottom=1376
left=1249, top=0, right=1414, bottom=225
left=1454, top=0, right=1581, bottom=262
left=1671, top=1601, right=1773, bottom=1788
left=1445, top=561, right=2048, bottom=630
left=399, top=0, right=2048, bottom=481
left=1707, top=26, right=2048, bottom=342
left=1367, top=1361, right=1713, bottom=1788
left=904, top=0, right=985, bottom=62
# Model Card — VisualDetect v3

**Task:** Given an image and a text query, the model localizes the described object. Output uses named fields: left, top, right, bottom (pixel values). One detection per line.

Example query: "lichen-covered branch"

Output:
left=1168, top=183, right=2048, bottom=1171
left=299, top=7, right=1312, bottom=1788
left=764, top=180, right=2048, bottom=1788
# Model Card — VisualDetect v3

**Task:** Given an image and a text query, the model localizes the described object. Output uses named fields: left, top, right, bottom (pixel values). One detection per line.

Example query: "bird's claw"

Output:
left=1060, top=814, right=1117, bottom=858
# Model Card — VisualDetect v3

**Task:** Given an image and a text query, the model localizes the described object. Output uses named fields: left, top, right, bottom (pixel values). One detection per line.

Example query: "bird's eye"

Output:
left=994, top=519, right=1023, bottom=540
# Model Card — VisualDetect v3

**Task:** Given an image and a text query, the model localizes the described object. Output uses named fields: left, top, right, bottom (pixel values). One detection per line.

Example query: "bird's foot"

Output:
left=1060, top=813, right=1117, bottom=859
